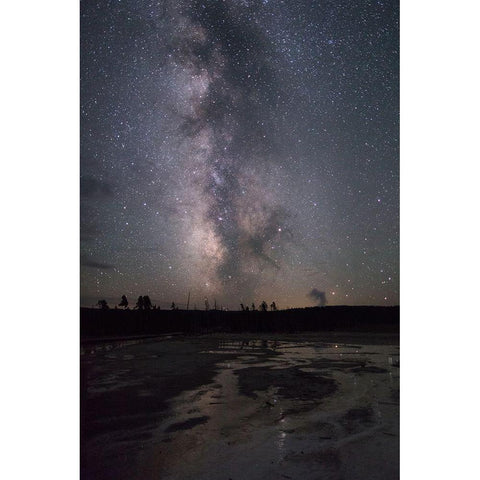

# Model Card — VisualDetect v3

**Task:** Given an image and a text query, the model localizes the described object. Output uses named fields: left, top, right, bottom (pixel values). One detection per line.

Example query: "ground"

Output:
left=81, top=332, right=399, bottom=480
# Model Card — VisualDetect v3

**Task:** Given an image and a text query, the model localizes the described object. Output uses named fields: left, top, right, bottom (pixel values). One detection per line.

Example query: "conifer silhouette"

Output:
left=135, top=296, right=144, bottom=310
left=143, top=295, right=152, bottom=310
left=98, top=299, right=109, bottom=310
left=119, top=295, right=128, bottom=309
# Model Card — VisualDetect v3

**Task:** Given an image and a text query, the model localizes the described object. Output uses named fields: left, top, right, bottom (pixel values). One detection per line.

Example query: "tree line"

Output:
left=97, top=296, right=279, bottom=312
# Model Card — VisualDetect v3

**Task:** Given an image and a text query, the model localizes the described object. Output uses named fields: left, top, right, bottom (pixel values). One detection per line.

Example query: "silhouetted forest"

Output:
left=80, top=305, right=399, bottom=339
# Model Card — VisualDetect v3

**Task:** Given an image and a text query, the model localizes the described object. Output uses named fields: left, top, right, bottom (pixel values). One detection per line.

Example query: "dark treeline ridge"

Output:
left=81, top=306, right=399, bottom=340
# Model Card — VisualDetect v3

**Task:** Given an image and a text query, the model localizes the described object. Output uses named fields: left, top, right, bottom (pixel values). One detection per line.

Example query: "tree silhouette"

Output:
left=143, top=295, right=152, bottom=310
left=98, top=299, right=109, bottom=310
left=135, top=296, right=144, bottom=310
left=119, top=295, right=128, bottom=309
left=240, top=303, right=245, bottom=311
left=171, top=302, right=176, bottom=310
left=251, top=302, right=256, bottom=311
left=260, top=301, right=268, bottom=312
left=270, top=301, right=277, bottom=311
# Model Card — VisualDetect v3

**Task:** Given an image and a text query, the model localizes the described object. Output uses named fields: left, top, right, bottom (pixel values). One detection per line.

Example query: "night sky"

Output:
left=80, top=0, right=399, bottom=310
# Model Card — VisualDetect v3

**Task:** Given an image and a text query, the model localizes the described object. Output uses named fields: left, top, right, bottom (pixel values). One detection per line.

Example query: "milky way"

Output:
left=81, top=0, right=399, bottom=309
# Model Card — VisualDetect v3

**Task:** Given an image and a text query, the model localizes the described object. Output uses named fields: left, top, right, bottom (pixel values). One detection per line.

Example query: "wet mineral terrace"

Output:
left=81, top=333, right=399, bottom=480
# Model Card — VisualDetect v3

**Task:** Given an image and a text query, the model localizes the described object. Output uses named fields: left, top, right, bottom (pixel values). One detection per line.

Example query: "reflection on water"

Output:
left=202, top=339, right=400, bottom=378
left=83, top=334, right=399, bottom=480
left=81, top=338, right=144, bottom=356
left=217, top=339, right=279, bottom=351
left=80, top=334, right=176, bottom=356
left=277, top=428, right=287, bottom=461
left=388, top=356, right=400, bottom=367
left=82, top=335, right=400, bottom=480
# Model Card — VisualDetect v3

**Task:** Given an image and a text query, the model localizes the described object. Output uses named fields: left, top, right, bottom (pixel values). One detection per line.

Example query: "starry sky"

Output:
left=80, top=0, right=399, bottom=310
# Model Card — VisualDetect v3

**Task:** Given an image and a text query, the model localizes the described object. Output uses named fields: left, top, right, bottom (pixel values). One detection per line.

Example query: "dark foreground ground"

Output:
left=81, top=306, right=399, bottom=339
left=81, top=331, right=399, bottom=480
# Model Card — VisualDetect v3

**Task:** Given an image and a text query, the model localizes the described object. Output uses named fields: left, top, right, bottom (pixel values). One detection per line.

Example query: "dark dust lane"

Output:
left=81, top=333, right=399, bottom=480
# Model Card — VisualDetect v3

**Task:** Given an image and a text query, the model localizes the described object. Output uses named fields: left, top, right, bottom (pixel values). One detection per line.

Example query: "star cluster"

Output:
left=81, top=0, right=399, bottom=309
